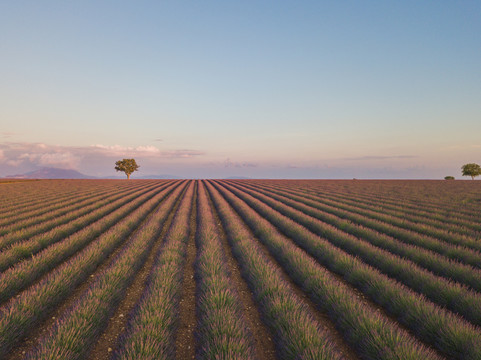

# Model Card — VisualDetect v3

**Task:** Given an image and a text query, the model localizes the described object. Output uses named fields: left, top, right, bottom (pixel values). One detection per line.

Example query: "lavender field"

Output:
left=1, top=179, right=481, bottom=360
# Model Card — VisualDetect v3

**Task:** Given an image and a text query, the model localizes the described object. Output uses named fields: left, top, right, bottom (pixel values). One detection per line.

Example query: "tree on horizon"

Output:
left=461, top=163, right=481, bottom=180
left=115, top=159, right=139, bottom=179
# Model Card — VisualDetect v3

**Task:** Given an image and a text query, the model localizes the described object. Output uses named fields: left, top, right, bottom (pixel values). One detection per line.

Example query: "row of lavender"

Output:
left=0, top=180, right=145, bottom=236
left=1, top=179, right=480, bottom=359
left=260, top=180, right=481, bottom=247
left=231, top=181, right=481, bottom=297
left=251, top=179, right=480, bottom=228
left=0, top=181, right=163, bottom=270
left=214, top=180, right=481, bottom=359
left=112, top=181, right=195, bottom=358
left=0, top=180, right=183, bottom=357
left=273, top=179, right=481, bottom=230
left=244, top=180, right=481, bottom=294
left=95, top=180, right=350, bottom=359
left=193, top=182, right=256, bottom=359
left=301, top=182, right=481, bottom=236
left=0, top=180, right=256, bottom=359
left=23, top=181, right=190, bottom=359
left=0, top=181, right=177, bottom=304
left=0, top=180, right=139, bottom=220
left=210, top=181, right=444, bottom=359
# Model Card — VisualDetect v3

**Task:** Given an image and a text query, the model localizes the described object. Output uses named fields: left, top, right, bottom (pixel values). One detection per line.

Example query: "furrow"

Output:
left=85, top=181, right=187, bottom=360
left=113, top=181, right=195, bottom=359
left=229, top=181, right=481, bottom=323
left=193, top=181, right=260, bottom=359
left=0, top=181, right=178, bottom=304
left=271, top=180, right=481, bottom=226
left=240, top=181, right=481, bottom=292
left=296, top=183, right=481, bottom=236
left=175, top=180, right=198, bottom=360
left=246, top=181, right=481, bottom=266
left=0, top=181, right=98, bottom=218
left=0, top=180, right=161, bottom=252
left=206, top=181, right=349, bottom=360
left=0, top=179, right=149, bottom=234
left=212, top=180, right=479, bottom=360
left=267, top=181, right=481, bottom=252
left=23, top=181, right=189, bottom=359
left=0, top=181, right=180, bottom=358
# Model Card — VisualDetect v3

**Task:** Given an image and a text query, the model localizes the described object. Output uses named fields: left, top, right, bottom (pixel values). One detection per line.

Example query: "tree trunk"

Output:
left=127, top=173, right=130, bottom=180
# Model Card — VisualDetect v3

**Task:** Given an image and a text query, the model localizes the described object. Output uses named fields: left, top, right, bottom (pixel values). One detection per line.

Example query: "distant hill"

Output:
left=6, top=167, right=96, bottom=179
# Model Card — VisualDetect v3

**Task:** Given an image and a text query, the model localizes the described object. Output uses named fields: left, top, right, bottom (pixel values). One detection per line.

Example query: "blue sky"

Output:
left=1, top=1, right=480, bottom=178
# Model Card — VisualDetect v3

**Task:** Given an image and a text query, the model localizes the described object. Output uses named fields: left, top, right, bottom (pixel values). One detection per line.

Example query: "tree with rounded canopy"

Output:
left=115, top=159, right=139, bottom=179
left=461, top=163, right=481, bottom=180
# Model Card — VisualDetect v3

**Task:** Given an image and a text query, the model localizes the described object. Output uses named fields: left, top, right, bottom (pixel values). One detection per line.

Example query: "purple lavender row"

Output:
left=262, top=181, right=481, bottom=254
left=279, top=180, right=481, bottom=230
left=0, top=180, right=180, bottom=304
left=0, top=179, right=138, bottom=219
left=195, top=181, right=257, bottom=359
left=237, top=180, right=481, bottom=268
left=0, top=180, right=160, bottom=251
left=233, top=182, right=481, bottom=303
left=0, top=178, right=148, bottom=233
left=248, top=179, right=480, bottom=221
left=0, top=181, right=183, bottom=358
left=211, top=181, right=443, bottom=360
left=205, top=181, right=345, bottom=360
left=113, top=181, right=195, bottom=359
left=0, top=180, right=96, bottom=218
left=288, top=181, right=481, bottom=237
left=24, top=180, right=188, bottom=359
left=0, top=182, right=163, bottom=272
left=0, top=182, right=112, bottom=227
left=239, top=181, right=481, bottom=288
left=215, top=181, right=481, bottom=360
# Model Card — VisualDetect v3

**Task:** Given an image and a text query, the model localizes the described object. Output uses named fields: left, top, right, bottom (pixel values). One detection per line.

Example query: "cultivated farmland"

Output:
left=1, top=179, right=481, bottom=360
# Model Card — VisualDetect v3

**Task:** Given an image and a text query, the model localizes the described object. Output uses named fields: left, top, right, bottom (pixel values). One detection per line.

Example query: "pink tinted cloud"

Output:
left=91, top=144, right=203, bottom=158
left=0, top=143, right=81, bottom=169
left=0, top=142, right=204, bottom=172
left=223, top=158, right=258, bottom=168
left=342, top=155, right=418, bottom=161
left=19, top=151, right=81, bottom=168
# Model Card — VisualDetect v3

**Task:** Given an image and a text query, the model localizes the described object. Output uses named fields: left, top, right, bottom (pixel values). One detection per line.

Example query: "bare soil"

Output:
left=175, top=181, right=198, bottom=360
left=206, top=182, right=278, bottom=360
left=87, top=182, right=187, bottom=360
left=232, top=181, right=448, bottom=359
left=5, top=182, right=181, bottom=360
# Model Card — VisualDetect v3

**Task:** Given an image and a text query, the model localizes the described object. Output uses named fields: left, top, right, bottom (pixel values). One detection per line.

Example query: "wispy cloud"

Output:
left=0, top=142, right=204, bottom=173
left=223, top=158, right=258, bottom=168
left=92, top=144, right=161, bottom=156
left=19, top=151, right=81, bottom=168
left=342, top=155, right=418, bottom=161
left=446, top=144, right=481, bottom=150
left=92, top=144, right=204, bottom=158
left=1, top=132, right=16, bottom=139
left=162, top=149, right=204, bottom=158
left=0, top=142, right=81, bottom=169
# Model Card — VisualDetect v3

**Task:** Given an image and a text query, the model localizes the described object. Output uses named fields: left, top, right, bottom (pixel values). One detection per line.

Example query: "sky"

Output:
left=1, top=1, right=480, bottom=179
